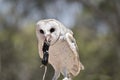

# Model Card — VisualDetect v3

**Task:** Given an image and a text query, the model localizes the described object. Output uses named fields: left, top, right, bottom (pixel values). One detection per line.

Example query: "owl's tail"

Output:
left=70, top=60, right=84, bottom=77
left=80, top=62, right=84, bottom=70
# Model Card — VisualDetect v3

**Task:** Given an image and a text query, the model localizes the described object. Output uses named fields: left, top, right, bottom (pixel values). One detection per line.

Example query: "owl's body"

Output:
left=36, top=19, right=84, bottom=80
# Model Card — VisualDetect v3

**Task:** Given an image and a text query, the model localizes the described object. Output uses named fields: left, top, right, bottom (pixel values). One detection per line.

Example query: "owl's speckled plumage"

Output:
left=36, top=19, right=84, bottom=80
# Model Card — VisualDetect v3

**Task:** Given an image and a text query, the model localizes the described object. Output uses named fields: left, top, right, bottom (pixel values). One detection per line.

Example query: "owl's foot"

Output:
left=63, top=77, right=72, bottom=80
left=63, top=77, right=69, bottom=80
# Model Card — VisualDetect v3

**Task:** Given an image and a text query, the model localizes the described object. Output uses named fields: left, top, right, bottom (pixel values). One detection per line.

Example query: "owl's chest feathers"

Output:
left=38, top=38, right=70, bottom=57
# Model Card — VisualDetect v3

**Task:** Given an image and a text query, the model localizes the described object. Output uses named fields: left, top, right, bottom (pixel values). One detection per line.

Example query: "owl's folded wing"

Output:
left=65, top=32, right=79, bottom=57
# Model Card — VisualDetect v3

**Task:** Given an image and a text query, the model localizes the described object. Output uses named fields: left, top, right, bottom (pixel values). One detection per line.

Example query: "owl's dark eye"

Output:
left=39, top=29, right=44, bottom=34
left=50, top=28, right=55, bottom=33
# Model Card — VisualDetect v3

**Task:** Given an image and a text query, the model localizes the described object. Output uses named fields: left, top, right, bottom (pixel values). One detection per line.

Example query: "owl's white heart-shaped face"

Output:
left=36, top=19, right=61, bottom=45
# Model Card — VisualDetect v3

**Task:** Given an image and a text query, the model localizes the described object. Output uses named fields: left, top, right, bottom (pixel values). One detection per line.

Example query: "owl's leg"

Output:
left=52, top=70, right=60, bottom=80
left=62, top=68, right=72, bottom=80
left=68, top=78, right=72, bottom=80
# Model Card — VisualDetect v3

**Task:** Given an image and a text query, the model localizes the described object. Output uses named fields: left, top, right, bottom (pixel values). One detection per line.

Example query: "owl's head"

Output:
left=36, top=19, right=61, bottom=45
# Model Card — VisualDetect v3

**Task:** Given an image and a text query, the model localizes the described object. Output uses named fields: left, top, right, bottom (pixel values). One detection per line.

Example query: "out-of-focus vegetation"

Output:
left=0, top=0, right=120, bottom=80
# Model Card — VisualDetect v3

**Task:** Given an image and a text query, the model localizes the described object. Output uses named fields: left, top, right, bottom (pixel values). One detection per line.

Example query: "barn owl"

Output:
left=36, top=19, right=84, bottom=80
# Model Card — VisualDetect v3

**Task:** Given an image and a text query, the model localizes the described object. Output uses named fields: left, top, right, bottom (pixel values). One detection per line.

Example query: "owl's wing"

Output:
left=65, top=32, right=79, bottom=57
left=57, top=21, right=79, bottom=57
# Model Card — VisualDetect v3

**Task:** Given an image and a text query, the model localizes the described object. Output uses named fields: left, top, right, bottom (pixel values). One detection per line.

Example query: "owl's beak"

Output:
left=44, top=38, right=51, bottom=45
left=45, top=35, right=51, bottom=44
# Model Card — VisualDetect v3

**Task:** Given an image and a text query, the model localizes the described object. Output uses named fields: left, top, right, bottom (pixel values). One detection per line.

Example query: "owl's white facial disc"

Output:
left=36, top=20, right=61, bottom=45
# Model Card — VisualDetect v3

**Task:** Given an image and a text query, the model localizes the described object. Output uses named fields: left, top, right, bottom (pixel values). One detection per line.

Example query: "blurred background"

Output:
left=0, top=0, right=120, bottom=80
